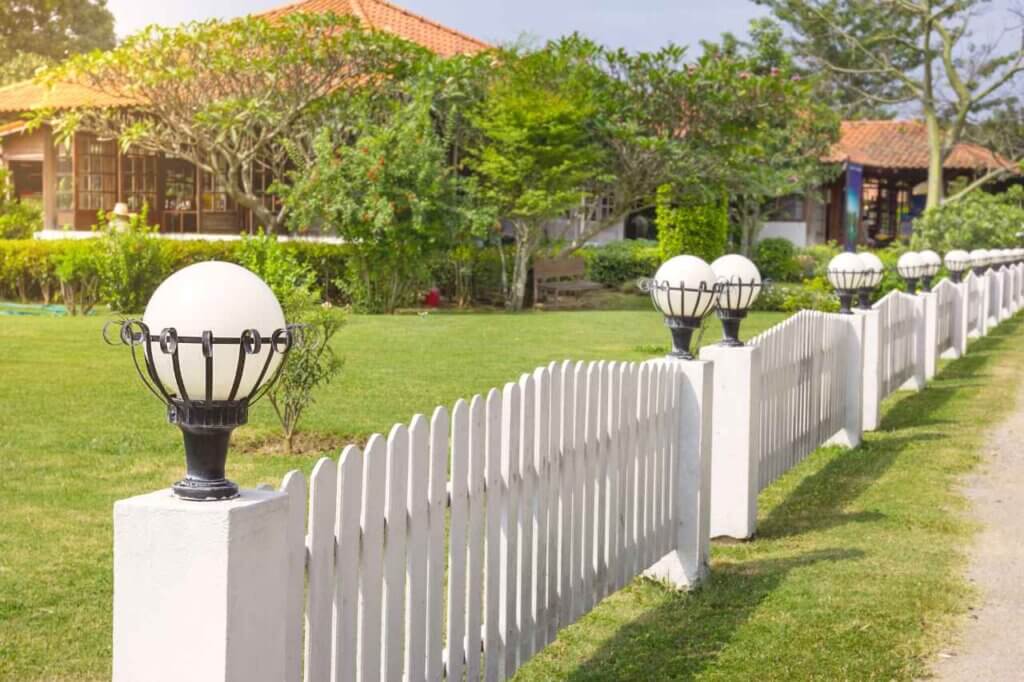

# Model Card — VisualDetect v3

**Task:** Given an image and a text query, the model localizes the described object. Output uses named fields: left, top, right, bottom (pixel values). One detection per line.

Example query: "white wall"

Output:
left=758, top=221, right=808, bottom=247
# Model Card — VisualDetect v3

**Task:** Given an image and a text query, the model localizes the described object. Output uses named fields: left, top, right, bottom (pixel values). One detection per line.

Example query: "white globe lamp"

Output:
left=710, top=254, right=762, bottom=346
left=944, top=250, right=970, bottom=283
left=646, top=255, right=718, bottom=359
left=857, top=252, right=885, bottom=309
left=969, top=249, right=989, bottom=276
left=827, top=252, right=867, bottom=314
left=105, top=261, right=296, bottom=500
left=896, top=252, right=925, bottom=293
left=918, top=249, right=942, bottom=291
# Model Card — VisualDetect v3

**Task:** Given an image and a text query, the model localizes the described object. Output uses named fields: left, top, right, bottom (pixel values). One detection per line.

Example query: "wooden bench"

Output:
left=534, top=257, right=604, bottom=304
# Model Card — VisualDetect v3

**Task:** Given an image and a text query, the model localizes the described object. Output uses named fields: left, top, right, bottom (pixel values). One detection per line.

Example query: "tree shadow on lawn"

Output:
left=564, top=318, right=1021, bottom=680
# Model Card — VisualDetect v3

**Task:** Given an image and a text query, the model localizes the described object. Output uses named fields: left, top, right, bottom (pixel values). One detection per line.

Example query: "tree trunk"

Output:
left=924, top=110, right=945, bottom=210
left=508, top=224, right=535, bottom=312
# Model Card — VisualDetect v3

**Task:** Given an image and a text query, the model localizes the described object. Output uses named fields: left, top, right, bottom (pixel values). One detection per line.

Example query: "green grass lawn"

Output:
left=0, top=307, right=1017, bottom=681
left=0, top=306, right=781, bottom=681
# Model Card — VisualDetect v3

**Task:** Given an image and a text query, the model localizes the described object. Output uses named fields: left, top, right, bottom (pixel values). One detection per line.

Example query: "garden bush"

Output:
left=655, top=184, right=728, bottom=263
left=912, top=186, right=1024, bottom=251
left=53, top=240, right=102, bottom=315
left=0, top=169, right=43, bottom=239
left=580, top=239, right=660, bottom=286
left=752, top=277, right=840, bottom=313
left=795, top=241, right=841, bottom=279
left=753, top=238, right=800, bottom=282
left=0, top=239, right=60, bottom=302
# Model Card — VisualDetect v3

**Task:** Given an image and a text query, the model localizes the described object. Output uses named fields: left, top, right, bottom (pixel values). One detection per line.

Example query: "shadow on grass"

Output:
left=564, top=549, right=865, bottom=681
left=564, top=316, right=1023, bottom=680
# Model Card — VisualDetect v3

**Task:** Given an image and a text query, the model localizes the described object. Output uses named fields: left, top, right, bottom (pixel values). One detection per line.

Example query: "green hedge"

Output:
left=580, top=239, right=660, bottom=287
left=0, top=237, right=351, bottom=308
left=655, top=185, right=728, bottom=263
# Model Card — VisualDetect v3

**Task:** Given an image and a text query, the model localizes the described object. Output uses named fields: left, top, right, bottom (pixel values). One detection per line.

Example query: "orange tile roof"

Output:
left=0, top=120, right=29, bottom=136
left=0, top=0, right=487, bottom=115
left=260, top=0, right=490, bottom=57
left=0, top=79, right=140, bottom=114
left=825, top=120, right=1016, bottom=171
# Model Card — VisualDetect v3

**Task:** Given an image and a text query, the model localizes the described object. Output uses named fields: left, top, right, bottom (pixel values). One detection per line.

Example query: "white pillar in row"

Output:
left=827, top=313, right=865, bottom=448
left=921, top=291, right=938, bottom=381
left=857, top=307, right=882, bottom=431
left=697, top=344, right=761, bottom=541
left=645, top=358, right=714, bottom=590
left=113, top=489, right=290, bottom=682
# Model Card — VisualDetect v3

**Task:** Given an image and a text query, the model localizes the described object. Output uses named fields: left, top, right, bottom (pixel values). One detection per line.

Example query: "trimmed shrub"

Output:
left=912, top=186, right=1024, bottom=251
left=753, top=238, right=799, bottom=282
left=0, top=239, right=60, bottom=302
left=53, top=240, right=102, bottom=315
left=655, top=184, right=728, bottom=263
left=580, top=239, right=660, bottom=286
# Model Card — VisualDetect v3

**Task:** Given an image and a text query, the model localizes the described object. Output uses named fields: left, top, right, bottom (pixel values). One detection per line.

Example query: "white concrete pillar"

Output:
left=827, top=313, right=865, bottom=448
left=113, top=489, right=290, bottom=682
left=856, top=307, right=882, bottom=431
left=921, top=291, right=938, bottom=380
left=698, top=344, right=761, bottom=541
left=645, top=358, right=714, bottom=590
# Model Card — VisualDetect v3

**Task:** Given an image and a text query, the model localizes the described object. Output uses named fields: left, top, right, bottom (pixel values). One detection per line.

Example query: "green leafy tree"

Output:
left=0, top=0, right=114, bottom=85
left=911, top=185, right=1024, bottom=250
left=467, top=44, right=605, bottom=311
left=757, top=0, right=1024, bottom=208
left=45, top=13, right=420, bottom=233
left=655, top=184, right=729, bottom=263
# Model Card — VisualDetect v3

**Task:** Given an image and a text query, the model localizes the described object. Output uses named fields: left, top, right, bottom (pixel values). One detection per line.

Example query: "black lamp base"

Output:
left=857, top=290, right=873, bottom=310
left=666, top=320, right=700, bottom=360
left=168, top=401, right=247, bottom=502
left=717, top=311, right=747, bottom=347
left=837, top=291, right=855, bottom=315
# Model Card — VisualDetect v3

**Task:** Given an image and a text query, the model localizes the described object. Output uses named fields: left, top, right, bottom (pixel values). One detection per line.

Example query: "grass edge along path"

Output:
left=514, top=316, right=1024, bottom=681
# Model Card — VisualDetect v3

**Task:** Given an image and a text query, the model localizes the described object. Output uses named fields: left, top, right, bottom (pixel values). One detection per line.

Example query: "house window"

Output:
left=56, top=143, right=73, bottom=210
left=122, top=151, right=158, bottom=213
left=201, top=171, right=235, bottom=212
left=76, top=135, right=117, bottom=212
left=773, top=195, right=806, bottom=222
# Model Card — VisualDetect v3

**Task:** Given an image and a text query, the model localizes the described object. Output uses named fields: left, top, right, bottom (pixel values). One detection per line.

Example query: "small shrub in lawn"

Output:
left=795, top=241, right=841, bottom=279
left=581, top=239, right=660, bottom=286
left=96, top=210, right=168, bottom=313
left=53, top=240, right=102, bottom=315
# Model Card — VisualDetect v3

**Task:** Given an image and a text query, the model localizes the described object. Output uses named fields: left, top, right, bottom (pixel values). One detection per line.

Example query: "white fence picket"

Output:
left=334, top=447, right=363, bottom=682
left=426, top=407, right=448, bottom=682
left=446, top=401, right=469, bottom=682
left=304, top=457, right=337, bottom=682
left=358, top=435, right=387, bottom=682
left=280, top=470, right=306, bottom=682
left=405, top=416, right=430, bottom=682
left=465, top=394, right=487, bottom=681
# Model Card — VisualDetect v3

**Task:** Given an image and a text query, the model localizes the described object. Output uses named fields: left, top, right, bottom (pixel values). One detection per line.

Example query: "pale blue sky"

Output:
left=104, top=0, right=1020, bottom=55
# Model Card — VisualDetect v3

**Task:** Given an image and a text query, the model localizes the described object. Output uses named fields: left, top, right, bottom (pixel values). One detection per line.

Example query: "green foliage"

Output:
left=95, top=209, right=167, bottom=313
left=655, top=185, right=728, bottom=263
left=580, top=240, right=660, bottom=286
left=794, top=241, right=841, bottom=279
left=753, top=277, right=839, bottom=313
left=0, top=239, right=59, bottom=302
left=911, top=187, right=1024, bottom=251
left=753, top=238, right=799, bottom=282
left=237, top=233, right=345, bottom=451
left=0, top=169, right=42, bottom=239
left=52, top=240, right=101, bottom=315
left=0, top=0, right=115, bottom=65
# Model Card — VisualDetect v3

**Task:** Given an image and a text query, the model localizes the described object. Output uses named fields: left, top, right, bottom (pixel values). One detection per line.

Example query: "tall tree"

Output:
left=0, top=0, right=115, bottom=85
left=44, top=13, right=421, bottom=233
left=758, top=0, right=1024, bottom=208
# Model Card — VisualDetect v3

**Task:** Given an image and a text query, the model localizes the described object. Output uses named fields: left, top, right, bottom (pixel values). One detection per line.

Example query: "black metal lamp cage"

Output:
left=104, top=319, right=302, bottom=501
left=897, top=263, right=926, bottom=294
left=715, top=277, right=763, bottom=347
left=641, top=278, right=720, bottom=360
left=827, top=268, right=864, bottom=315
left=858, top=273, right=883, bottom=309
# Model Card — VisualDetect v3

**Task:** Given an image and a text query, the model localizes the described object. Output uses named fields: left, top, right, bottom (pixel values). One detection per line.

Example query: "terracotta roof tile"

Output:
left=825, top=119, right=1016, bottom=171
left=0, top=80, right=140, bottom=114
left=259, top=0, right=490, bottom=57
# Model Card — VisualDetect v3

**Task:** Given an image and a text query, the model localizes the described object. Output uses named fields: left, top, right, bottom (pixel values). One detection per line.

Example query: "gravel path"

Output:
left=929, top=384, right=1024, bottom=680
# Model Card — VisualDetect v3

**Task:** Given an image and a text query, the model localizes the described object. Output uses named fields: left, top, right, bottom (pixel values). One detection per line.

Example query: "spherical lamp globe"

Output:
left=856, top=252, right=885, bottom=308
left=918, top=249, right=942, bottom=291
left=944, top=250, right=970, bottom=283
left=710, top=254, right=762, bottom=346
left=827, top=252, right=866, bottom=314
left=896, top=252, right=925, bottom=293
left=648, top=255, right=717, bottom=358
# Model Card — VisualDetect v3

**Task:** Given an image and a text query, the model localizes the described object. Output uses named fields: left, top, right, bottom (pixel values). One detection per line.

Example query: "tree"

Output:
left=758, top=0, right=1024, bottom=208
left=44, top=13, right=421, bottom=233
left=705, top=20, right=840, bottom=255
left=0, top=0, right=115, bottom=85
left=466, top=44, right=606, bottom=311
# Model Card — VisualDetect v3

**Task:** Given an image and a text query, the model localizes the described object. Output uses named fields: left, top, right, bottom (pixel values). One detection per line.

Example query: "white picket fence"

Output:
left=874, top=290, right=919, bottom=401
left=933, top=279, right=957, bottom=358
left=109, top=264, right=1024, bottom=682
left=280, top=359, right=693, bottom=682
left=750, top=311, right=851, bottom=492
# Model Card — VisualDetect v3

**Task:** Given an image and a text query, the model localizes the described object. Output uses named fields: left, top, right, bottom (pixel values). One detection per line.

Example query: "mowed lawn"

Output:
left=0, top=306, right=783, bottom=681
left=2, top=307, right=1019, bottom=681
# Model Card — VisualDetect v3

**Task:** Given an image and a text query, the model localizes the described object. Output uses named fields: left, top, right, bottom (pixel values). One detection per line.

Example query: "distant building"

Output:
left=0, top=0, right=488, bottom=238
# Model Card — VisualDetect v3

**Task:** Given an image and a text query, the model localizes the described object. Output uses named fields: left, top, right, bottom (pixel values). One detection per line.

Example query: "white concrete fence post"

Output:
left=827, top=313, right=865, bottom=448
left=113, top=489, right=290, bottom=682
left=921, top=291, right=938, bottom=381
left=698, top=344, right=762, bottom=541
left=645, top=359, right=714, bottom=589
left=857, top=307, right=882, bottom=431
